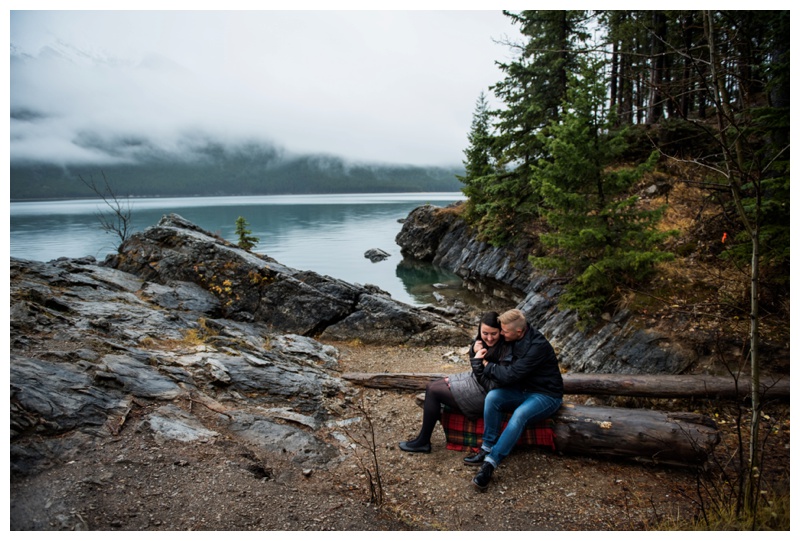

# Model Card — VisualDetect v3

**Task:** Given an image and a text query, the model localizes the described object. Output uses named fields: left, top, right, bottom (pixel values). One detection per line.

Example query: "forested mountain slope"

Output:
left=10, top=145, right=463, bottom=200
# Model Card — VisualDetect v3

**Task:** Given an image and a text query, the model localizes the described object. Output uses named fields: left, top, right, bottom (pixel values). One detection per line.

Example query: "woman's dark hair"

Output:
left=471, top=311, right=504, bottom=360
left=478, top=311, right=501, bottom=332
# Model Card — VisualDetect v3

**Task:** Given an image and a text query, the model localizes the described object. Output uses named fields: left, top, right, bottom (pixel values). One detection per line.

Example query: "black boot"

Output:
left=398, top=440, right=431, bottom=453
left=463, top=449, right=488, bottom=465
left=472, top=462, right=495, bottom=491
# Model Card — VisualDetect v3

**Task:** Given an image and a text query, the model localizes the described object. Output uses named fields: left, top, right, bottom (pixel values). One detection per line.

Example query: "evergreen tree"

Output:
left=457, top=92, right=497, bottom=227
left=235, top=216, right=259, bottom=251
left=531, top=53, right=675, bottom=322
left=701, top=10, right=790, bottom=279
left=473, top=10, right=589, bottom=244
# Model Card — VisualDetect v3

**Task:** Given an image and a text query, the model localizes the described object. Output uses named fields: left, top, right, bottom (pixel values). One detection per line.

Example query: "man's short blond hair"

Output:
left=498, top=309, right=526, bottom=331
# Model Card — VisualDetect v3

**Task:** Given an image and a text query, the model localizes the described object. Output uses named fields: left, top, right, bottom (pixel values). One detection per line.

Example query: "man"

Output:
left=464, top=309, right=563, bottom=491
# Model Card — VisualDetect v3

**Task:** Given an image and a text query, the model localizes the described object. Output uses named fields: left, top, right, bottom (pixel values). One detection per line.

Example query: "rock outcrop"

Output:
left=10, top=213, right=473, bottom=478
left=9, top=256, right=353, bottom=477
left=396, top=204, right=696, bottom=375
left=396, top=205, right=538, bottom=298
left=106, top=213, right=469, bottom=346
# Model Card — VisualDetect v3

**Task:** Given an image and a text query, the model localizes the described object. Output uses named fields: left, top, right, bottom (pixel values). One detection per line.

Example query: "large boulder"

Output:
left=105, top=213, right=469, bottom=345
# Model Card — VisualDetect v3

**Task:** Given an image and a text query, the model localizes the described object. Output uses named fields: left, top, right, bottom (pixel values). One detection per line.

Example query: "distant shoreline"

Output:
left=10, top=157, right=465, bottom=201
left=10, top=190, right=467, bottom=204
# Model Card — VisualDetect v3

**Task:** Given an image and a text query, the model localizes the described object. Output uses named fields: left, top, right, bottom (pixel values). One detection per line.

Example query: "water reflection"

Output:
left=395, top=257, right=497, bottom=308
left=395, top=258, right=461, bottom=301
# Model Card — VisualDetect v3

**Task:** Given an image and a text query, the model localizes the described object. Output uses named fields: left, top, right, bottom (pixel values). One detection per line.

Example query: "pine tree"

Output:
left=531, top=53, right=675, bottom=322
left=474, top=10, right=589, bottom=244
left=235, top=216, right=259, bottom=251
left=457, top=92, right=497, bottom=227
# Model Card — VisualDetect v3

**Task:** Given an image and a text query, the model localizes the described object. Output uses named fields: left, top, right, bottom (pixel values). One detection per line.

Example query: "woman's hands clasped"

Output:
left=473, top=339, right=491, bottom=367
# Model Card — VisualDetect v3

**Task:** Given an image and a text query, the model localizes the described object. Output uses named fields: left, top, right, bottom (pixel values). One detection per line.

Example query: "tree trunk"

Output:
left=609, top=40, right=619, bottom=119
left=343, top=372, right=789, bottom=401
left=646, top=11, right=667, bottom=124
left=552, top=402, right=719, bottom=467
left=704, top=10, right=763, bottom=513
left=412, top=392, right=720, bottom=468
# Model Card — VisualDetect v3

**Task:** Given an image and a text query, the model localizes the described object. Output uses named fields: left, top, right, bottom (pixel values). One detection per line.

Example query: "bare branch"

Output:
left=78, top=172, right=134, bottom=253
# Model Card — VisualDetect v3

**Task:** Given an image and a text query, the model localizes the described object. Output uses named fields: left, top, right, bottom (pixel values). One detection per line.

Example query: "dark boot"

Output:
left=463, top=449, right=488, bottom=465
left=398, top=440, right=431, bottom=453
left=472, top=462, right=495, bottom=491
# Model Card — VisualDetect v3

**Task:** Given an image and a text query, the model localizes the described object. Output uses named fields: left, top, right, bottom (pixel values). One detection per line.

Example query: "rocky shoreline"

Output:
left=10, top=212, right=479, bottom=479
left=7, top=207, right=758, bottom=480
left=10, top=208, right=788, bottom=530
left=397, top=204, right=701, bottom=374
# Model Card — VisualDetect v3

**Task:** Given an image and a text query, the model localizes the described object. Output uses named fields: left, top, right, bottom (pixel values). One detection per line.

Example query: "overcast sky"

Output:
left=9, top=6, right=519, bottom=167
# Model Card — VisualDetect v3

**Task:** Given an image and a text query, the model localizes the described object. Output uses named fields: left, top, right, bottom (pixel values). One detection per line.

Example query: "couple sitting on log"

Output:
left=399, top=309, right=564, bottom=492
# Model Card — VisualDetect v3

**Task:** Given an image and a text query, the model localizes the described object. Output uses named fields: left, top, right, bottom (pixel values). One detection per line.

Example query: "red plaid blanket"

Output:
left=440, top=406, right=555, bottom=452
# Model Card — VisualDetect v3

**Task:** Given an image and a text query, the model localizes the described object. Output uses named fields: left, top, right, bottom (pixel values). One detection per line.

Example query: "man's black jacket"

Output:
left=480, top=323, right=563, bottom=398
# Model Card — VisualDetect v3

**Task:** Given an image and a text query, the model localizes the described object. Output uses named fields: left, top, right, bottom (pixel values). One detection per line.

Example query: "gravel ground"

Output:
left=332, top=343, right=703, bottom=531
left=11, top=340, right=787, bottom=531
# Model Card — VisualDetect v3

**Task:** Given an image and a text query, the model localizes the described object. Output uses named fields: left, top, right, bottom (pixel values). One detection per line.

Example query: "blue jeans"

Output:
left=480, top=388, right=562, bottom=468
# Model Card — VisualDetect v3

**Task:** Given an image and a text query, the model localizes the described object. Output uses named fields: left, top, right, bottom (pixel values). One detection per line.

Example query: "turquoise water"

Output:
left=9, top=193, right=466, bottom=306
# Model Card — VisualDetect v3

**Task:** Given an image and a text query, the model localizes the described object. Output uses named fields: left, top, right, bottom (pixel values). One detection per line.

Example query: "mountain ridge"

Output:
left=10, top=141, right=464, bottom=200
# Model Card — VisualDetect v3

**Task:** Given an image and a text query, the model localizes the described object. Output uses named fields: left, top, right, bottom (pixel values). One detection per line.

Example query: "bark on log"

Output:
left=410, top=393, right=720, bottom=467
left=562, top=373, right=789, bottom=401
left=552, top=402, right=719, bottom=467
left=343, top=372, right=789, bottom=401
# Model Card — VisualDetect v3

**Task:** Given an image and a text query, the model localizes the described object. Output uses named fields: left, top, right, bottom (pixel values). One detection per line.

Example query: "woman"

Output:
left=398, top=311, right=506, bottom=453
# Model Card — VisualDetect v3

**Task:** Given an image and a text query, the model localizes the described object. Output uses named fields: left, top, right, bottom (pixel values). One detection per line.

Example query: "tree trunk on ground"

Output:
left=343, top=372, right=789, bottom=401
left=552, top=402, right=719, bottom=467
left=411, top=392, right=720, bottom=468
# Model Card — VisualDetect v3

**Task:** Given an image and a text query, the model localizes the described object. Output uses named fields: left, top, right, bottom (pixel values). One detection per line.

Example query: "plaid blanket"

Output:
left=440, top=405, right=555, bottom=452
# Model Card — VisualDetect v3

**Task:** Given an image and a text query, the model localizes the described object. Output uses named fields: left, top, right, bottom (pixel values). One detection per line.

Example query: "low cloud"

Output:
left=10, top=11, right=514, bottom=168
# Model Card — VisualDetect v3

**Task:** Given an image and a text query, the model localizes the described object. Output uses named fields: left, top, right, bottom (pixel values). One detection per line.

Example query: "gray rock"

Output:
left=396, top=205, right=535, bottom=300
left=228, top=412, right=338, bottom=466
left=262, top=407, right=322, bottom=430
left=197, top=351, right=345, bottom=414
left=99, top=354, right=184, bottom=399
left=104, top=213, right=467, bottom=346
left=396, top=204, right=695, bottom=374
left=320, top=293, right=468, bottom=346
left=10, top=355, right=132, bottom=437
left=364, top=248, right=391, bottom=262
left=138, top=280, right=220, bottom=314
left=141, top=405, right=219, bottom=443
left=271, top=334, right=340, bottom=370
left=8, top=254, right=372, bottom=476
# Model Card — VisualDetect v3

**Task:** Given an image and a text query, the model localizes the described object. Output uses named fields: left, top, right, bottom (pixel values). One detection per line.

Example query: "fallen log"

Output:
left=552, top=402, right=719, bottom=467
left=343, top=372, right=789, bottom=401
left=562, top=373, right=789, bottom=401
left=411, top=393, right=720, bottom=467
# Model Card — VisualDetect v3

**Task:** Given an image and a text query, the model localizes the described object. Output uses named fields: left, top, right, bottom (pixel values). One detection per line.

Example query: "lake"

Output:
left=9, top=192, right=466, bottom=306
